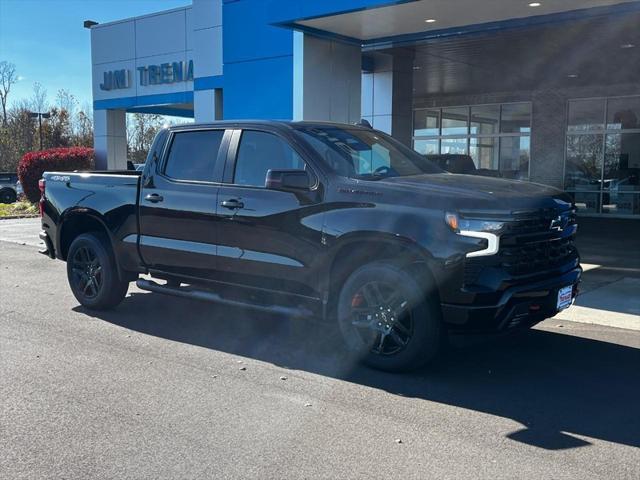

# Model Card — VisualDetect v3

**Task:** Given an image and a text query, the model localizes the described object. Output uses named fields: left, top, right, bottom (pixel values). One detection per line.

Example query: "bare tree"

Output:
left=56, top=89, right=77, bottom=116
left=30, top=82, right=48, bottom=113
left=75, top=110, right=94, bottom=147
left=0, top=61, right=17, bottom=125
left=0, top=100, right=36, bottom=171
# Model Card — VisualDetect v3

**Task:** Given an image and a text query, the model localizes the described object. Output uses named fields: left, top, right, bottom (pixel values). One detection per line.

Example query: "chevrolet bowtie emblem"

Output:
left=550, top=215, right=565, bottom=232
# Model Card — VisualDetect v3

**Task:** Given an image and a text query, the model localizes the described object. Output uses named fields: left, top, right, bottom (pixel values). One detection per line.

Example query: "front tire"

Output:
left=66, top=233, right=129, bottom=310
left=337, top=262, right=442, bottom=372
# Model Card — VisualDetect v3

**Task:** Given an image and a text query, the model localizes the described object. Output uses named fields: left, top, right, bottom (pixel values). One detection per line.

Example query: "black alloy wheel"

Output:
left=349, top=280, right=414, bottom=356
left=70, top=245, right=103, bottom=299
left=337, top=262, right=442, bottom=372
left=66, top=233, right=129, bottom=310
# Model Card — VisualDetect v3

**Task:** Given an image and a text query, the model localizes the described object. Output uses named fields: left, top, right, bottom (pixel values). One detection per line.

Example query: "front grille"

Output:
left=505, top=208, right=577, bottom=237
left=462, top=207, right=578, bottom=285
left=499, top=236, right=577, bottom=276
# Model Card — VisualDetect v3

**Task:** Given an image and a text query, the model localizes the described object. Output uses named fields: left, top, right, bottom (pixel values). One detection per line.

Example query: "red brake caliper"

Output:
left=351, top=292, right=364, bottom=307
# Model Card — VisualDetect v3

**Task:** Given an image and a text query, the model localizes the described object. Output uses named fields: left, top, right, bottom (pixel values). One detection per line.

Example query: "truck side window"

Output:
left=233, top=131, right=305, bottom=187
left=164, top=130, right=224, bottom=182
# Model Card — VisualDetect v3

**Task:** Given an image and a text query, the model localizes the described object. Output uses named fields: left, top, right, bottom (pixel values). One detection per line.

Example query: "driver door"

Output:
left=213, top=128, right=325, bottom=297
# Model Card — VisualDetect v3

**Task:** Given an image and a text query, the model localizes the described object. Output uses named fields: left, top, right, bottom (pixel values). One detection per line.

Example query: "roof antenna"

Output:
left=355, top=118, right=372, bottom=128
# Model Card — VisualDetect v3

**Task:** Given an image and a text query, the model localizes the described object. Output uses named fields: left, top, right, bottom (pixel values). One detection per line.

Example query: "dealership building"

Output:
left=90, top=0, right=640, bottom=217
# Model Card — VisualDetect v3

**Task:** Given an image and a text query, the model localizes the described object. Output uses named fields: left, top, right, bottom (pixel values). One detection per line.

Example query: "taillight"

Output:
left=38, top=179, right=46, bottom=217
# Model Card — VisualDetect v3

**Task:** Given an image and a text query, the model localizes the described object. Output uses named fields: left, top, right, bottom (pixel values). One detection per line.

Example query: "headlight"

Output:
left=445, top=212, right=502, bottom=258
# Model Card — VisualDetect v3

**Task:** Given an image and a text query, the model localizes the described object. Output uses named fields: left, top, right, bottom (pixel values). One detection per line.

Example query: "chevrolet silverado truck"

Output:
left=39, top=121, right=581, bottom=371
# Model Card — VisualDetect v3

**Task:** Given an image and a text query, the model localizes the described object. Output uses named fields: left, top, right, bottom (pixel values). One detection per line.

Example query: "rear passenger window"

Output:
left=164, top=130, right=224, bottom=182
left=233, top=131, right=305, bottom=187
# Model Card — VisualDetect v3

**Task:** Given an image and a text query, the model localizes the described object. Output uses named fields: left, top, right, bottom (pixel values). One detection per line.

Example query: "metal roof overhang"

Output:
left=276, top=0, right=640, bottom=96
left=283, top=0, right=640, bottom=48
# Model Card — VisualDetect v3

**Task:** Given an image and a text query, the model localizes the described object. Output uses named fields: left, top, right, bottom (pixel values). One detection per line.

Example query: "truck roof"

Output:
left=168, top=120, right=372, bottom=132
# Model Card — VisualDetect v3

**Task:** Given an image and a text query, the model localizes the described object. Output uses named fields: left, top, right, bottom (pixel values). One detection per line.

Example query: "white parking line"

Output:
left=0, top=218, right=42, bottom=247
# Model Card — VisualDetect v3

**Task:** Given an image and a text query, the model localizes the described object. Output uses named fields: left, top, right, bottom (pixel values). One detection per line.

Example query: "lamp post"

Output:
left=28, top=111, right=51, bottom=150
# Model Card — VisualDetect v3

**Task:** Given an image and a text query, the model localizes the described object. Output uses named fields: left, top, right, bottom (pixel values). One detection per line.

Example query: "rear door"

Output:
left=214, top=128, right=325, bottom=298
left=138, top=127, right=229, bottom=280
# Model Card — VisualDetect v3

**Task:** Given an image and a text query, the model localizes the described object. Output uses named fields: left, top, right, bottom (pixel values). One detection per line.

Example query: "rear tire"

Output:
left=0, top=188, right=17, bottom=204
left=337, top=262, right=442, bottom=372
left=66, top=233, right=128, bottom=310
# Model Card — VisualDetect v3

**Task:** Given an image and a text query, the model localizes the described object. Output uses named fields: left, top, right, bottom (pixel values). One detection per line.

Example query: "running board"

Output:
left=136, top=279, right=314, bottom=318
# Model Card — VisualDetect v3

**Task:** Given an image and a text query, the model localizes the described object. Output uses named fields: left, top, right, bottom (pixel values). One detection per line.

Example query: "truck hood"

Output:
left=376, top=173, right=570, bottom=210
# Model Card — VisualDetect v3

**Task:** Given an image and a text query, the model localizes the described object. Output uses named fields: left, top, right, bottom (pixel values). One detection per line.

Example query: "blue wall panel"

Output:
left=223, top=0, right=294, bottom=65
left=223, top=0, right=295, bottom=119
left=223, top=55, right=293, bottom=120
left=221, top=0, right=405, bottom=120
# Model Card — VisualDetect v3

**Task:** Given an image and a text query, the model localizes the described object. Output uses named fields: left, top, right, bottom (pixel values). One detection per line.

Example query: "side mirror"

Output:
left=265, top=169, right=313, bottom=191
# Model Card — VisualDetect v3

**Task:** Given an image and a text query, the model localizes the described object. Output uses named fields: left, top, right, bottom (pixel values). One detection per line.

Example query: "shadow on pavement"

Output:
left=76, top=290, right=640, bottom=452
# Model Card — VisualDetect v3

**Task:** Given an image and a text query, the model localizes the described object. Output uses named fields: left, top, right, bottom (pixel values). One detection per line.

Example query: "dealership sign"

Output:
left=100, top=60, right=194, bottom=91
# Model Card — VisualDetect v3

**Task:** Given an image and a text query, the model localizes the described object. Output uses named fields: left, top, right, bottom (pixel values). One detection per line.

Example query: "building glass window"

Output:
left=500, top=103, right=531, bottom=134
left=412, top=102, right=531, bottom=180
left=566, top=191, right=601, bottom=214
left=469, top=137, right=499, bottom=170
left=606, top=97, right=640, bottom=130
left=470, top=105, right=500, bottom=135
left=565, top=134, right=603, bottom=191
left=499, top=136, right=530, bottom=179
left=568, top=98, right=605, bottom=132
left=441, top=107, right=468, bottom=136
left=413, top=138, right=439, bottom=155
left=413, top=109, right=440, bottom=136
left=440, top=137, right=468, bottom=155
left=565, top=95, right=640, bottom=216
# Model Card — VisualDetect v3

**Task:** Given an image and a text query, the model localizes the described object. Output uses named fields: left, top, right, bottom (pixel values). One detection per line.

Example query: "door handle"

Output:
left=220, top=198, right=244, bottom=209
left=144, top=193, right=164, bottom=203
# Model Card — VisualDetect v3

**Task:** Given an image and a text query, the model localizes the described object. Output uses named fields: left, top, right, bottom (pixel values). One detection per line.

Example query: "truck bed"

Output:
left=41, top=170, right=143, bottom=270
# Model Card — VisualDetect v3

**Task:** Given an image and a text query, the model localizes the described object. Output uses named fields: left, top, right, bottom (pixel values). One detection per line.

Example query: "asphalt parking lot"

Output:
left=1, top=221, right=639, bottom=479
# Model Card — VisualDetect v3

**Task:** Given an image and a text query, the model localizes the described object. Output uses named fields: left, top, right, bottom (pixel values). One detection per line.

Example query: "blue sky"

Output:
left=0, top=0, right=190, bottom=111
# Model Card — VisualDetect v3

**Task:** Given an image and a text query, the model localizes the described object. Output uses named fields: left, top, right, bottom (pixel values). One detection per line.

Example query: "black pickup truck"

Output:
left=39, top=121, right=581, bottom=371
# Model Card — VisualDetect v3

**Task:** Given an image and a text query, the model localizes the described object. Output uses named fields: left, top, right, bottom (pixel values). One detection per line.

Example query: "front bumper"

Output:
left=441, top=267, right=582, bottom=332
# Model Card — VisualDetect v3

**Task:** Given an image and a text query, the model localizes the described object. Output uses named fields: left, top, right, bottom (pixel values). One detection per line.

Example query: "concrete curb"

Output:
left=0, top=214, right=39, bottom=220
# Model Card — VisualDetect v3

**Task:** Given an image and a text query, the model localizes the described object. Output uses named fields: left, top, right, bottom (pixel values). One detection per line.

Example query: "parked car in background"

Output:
left=38, top=121, right=581, bottom=372
left=0, top=172, right=19, bottom=204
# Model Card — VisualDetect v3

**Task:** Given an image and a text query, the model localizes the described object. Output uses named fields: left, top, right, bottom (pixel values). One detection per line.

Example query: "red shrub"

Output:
left=18, top=147, right=94, bottom=203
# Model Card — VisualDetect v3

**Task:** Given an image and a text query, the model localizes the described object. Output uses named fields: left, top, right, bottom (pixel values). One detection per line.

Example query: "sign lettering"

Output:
left=100, top=69, right=130, bottom=91
left=99, top=60, right=194, bottom=91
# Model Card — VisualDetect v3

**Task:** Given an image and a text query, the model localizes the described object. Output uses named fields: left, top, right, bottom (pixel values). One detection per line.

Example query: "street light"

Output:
left=28, top=111, right=51, bottom=150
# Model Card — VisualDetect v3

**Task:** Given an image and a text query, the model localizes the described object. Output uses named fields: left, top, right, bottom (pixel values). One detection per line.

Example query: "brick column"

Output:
left=529, top=90, right=567, bottom=189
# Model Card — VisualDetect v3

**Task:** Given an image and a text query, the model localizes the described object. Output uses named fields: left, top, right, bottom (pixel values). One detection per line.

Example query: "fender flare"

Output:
left=58, top=208, right=126, bottom=281
left=320, top=231, right=437, bottom=300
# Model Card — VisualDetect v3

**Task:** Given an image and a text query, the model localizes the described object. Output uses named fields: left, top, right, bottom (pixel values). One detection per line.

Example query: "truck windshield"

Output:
left=296, top=126, right=443, bottom=179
